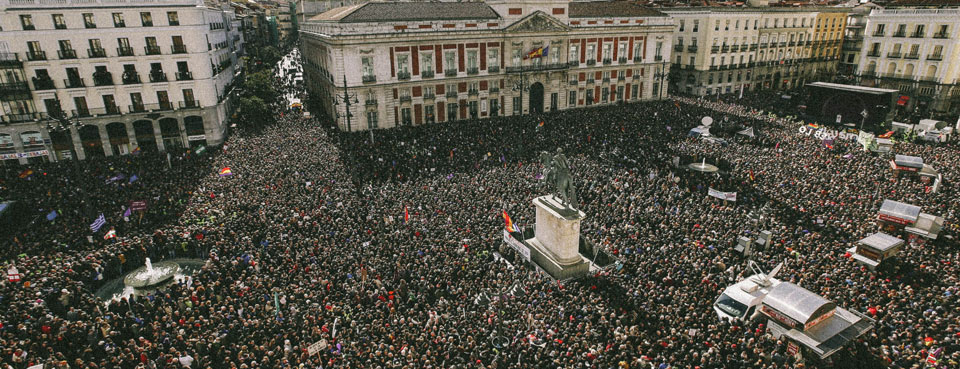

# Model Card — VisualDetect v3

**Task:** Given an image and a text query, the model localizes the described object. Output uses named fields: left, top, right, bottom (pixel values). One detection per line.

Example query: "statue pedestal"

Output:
left=524, top=195, right=589, bottom=280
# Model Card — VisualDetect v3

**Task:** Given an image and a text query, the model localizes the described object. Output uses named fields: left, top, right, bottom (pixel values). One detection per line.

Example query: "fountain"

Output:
left=122, top=257, right=180, bottom=289
left=688, top=158, right=719, bottom=173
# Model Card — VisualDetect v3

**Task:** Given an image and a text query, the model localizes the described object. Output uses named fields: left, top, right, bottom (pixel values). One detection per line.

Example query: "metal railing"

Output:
left=504, top=63, right=568, bottom=73
left=171, top=44, right=187, bottom=54
left=489, top=87, right=499, bottom=93
left=467, top=89, right=478, bottom=96
left=175, top=71, right=193, bottom=81
left=399, top=96, right=412, bottom=103
left=867, top=51, right=881, bottom=57
left=904, top=53, right=919, bottom=59
left=421, top=70, right=435, bottom=78
left=117, top=46, right=134, bottom=56
left=58, top=49, right=77, bottom=59
left=179, top=100, right=200, bottom=109
left=927, top=54, right=943, bottom=61
left=586, top=59, right=596, bottom=66
left=88, top=47, right=106, bottom=58
left=933, top=32, right=948, bottom=39
left=618, top=57, right=627, bottom=64
left=910, top=32, right=924, bottom=38
left=711, top=46, right=719, bottom=53
left=398, top=71, right=411, bottom=80
left=32, top=77, right=54, bottom=90
left=887, top=52, right=901, bottom=58
left=688, top=45, right=698, bottom=52
left=892, top=31, right=906, bottom=37
left=365, top=99, right=378, bottom=106
left=423, top=93, right=435, bottom=99
left=27, top=50, right=46, bottom=61
left=93, top=72, right=113, bottom=86
left=445, top=69, right=457, bottom=77
left=602, top=58, right=612, bottom=65
left=362, top=75, right=376, bottom=83
left=488, top=66, right=500, bottom=73
left=0, top=81, right=29, bottom=94
left=467, top=67, right=479, bottom=75
left=122, top=73, right=141, bottom=84
left=63, top=78, right=84, bottom=88
left=445, top=91, right=458, bottom=98
left=144, top=45, right=161, bottom=55
left=674, top=44, right=684, bottom=52
left=149, top=71, right=167, bottom=82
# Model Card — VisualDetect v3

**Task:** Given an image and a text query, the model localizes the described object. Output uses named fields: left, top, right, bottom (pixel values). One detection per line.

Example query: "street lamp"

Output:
left=511, top=70, right=530, bottom=116
left=43, top=109, right=93, bottom=218
left=332, top=75, right=362, bottom=135
left=654, top=61, right=668, bottom=100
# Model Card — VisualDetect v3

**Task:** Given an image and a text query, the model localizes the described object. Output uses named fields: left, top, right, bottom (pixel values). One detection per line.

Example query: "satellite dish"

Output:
left=702, top=116, right=714, bottom=126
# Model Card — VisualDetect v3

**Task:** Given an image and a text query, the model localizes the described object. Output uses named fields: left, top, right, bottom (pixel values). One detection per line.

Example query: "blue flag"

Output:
left=128, top=174, right=139, bottom=184
left=46, top=210, right=58, bottom=221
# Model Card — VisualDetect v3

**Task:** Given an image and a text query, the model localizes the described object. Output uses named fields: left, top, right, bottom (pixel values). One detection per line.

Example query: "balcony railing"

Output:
left=674, top=44, right=684, bottom=52
left=117, top=46, right=135, bottom=57
left=721, top=45, right=729, bottom=52
left=887, top=52, right=901, bottom=58
left=467, top=89, right=478, bottom=96
left=569, top=79, right=578, bottom=85
left=602, top=77, right=610, bottom=83
left=872, top=31, right=885, bottom=37
left=467, top=67, right=479, bottom=75
left=445, top=91, right=458, bottom=98
left=617, top=75, right=625, bottom=81
left=32, top=77, right=54, bottom=90
left=128, top=104, right=147, bottom=113
left=711, top=46, right=719, bottom=53
left=488, top=66, right=500, bottom=73
left=362, top=75, right=376, bottom=83
left=88, top=48, right=107, bottom=58
left=445, top=69, right=457, bottom=77
left=63, top=78, right=85, bottom=88
left=423, top=93, right=435, bottom=99
left=927, top=54, right=943, bottom=61
left=633, top=56, right=641, bottom=62
left=904, top=53, right=919, bottom=59
left=26, top=50, right=46, bottom=61
left=171, top=44, right=187, bottom=54
left=618, top=57, right=627, bottom=64
left=144, top=45, right=161, bottom=55
left=910, top=32, right=924, bottom=38
left=892, top=31, right=906, bottom=37
left=688, top=45, right=698, bottom=52
left=586, top=78, right=595, bottom=84
left=489, top=87, right=499, bottom=93
left=602, top=58, right=612, bottom=65
left=0, top=82, right=30, bottom=95
left=93, top=72, right=113, bottom=86
left=586, top=59, right=596, bottom=66
left=176, top=71, right=193, bottom=81
left=399, top=96, right=412, bottom=103
left=149, top=71, right=167, bottom=82
left=122, top=72, right=141, bottom=84
left=1, top=112, right=44, bottom=124
left=421, top=70, right=435, bottom=78
left=179, top=100, right=200, bottom=109
left=867, top=51, right=881, bottom=57
left=57, top=49, right=77, bottom=59
left=365, top=99, right=378, bottom=106
left=933, top=32, right=948, bottom=39
left=504, top=63, right=568, bottom=73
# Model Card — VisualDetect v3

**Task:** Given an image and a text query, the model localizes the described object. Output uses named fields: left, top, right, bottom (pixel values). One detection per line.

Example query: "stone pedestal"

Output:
left=524, top=195, right=589, bottom=280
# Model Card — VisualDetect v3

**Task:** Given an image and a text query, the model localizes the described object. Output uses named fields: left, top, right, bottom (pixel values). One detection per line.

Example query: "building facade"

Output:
left=664, top=7, right=847, bottom=97
left=300, top=0, right=673, bottom=131
left=0, top=0, right=243, bottom=165
left=855, top=7, right=960, bottom=115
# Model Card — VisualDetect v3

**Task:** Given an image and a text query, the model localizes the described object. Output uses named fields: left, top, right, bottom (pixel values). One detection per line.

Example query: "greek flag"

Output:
left=90, top=214, right=106, bottom=232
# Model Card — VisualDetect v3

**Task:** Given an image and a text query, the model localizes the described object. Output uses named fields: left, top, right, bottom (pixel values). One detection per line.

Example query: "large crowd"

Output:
left=1, top=49, right=958, bottom=369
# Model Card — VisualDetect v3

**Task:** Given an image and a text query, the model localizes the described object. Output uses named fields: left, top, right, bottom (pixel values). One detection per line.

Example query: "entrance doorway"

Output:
left=529, top=82, right=544, bottom=113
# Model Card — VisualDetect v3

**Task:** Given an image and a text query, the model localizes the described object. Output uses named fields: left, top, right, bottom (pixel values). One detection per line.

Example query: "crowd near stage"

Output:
left=1, top=49, right=958, bottom=369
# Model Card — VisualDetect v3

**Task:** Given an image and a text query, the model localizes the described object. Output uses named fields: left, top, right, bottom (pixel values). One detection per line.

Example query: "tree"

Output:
left=238, top=96, right=273, bottom=128
left=242, top=70, right=277, bottom=106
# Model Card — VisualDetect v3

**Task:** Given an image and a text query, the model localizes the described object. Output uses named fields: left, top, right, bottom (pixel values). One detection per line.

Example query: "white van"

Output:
left=714, top=261, right=783, bottom=322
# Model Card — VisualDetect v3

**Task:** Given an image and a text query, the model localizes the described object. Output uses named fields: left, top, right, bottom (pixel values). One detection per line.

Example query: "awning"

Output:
left=893, top=155, right=923, bottom=169
left=762, top=282, right=835, bottom=328
left=858, top=233, right=904, bottom=253
left=772, top=307, right=874, bottom=359
left=878, top=199, right=921, bottom=224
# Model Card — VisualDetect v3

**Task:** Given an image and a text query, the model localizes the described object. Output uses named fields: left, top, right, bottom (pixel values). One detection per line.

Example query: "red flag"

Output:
left=404, top=207, right=409, bottom=224
left=748, top=170, right=755, bottom=181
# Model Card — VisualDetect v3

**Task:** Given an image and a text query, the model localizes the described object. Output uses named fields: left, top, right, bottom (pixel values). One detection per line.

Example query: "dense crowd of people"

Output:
left=1, top=49, right=958, bottom=369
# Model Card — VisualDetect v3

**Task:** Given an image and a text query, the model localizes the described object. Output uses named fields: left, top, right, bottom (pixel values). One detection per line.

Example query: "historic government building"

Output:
left=300, top=0, right=674, bottom=131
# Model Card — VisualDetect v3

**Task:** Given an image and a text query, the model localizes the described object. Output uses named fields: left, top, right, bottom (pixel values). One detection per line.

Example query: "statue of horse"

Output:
left=539, top=149, right=578, bottom=210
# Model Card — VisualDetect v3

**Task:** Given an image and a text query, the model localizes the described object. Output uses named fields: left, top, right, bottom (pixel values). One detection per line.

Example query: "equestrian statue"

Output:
left=539, top=148, right=578, bottom=210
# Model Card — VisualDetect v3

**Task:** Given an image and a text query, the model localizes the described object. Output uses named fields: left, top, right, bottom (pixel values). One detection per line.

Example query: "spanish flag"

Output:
left=878, top=130, right=895, bottom=139
left=503, top=211, right=519, bottom=232
left=748, top=170, right=755, bottom=181
left=219, top=167, right=234, bottom=176
left=525, top=45, right=549, bottom=60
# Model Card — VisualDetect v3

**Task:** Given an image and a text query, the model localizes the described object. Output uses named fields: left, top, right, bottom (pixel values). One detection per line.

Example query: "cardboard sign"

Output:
left=130, top=201, right=148, bottom=211
left=307, top=339, right=328, bottom=355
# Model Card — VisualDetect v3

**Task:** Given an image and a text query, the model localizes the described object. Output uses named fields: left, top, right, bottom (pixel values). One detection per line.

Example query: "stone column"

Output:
left=99, top=125, right=113, bottom=157
left=125, top=121, right=138, bottom=152
left=11, top=131, right=26, bottom=166
left=178, top=116, right=188, bottom=147
left=70, top=125, right=85, bottom=161
left=152, top=120, right=165, bottom=152
left=39, top=129, right=56, bottom=162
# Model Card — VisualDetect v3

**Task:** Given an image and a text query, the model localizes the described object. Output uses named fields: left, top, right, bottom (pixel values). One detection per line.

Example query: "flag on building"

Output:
left=503, top=211, right=519, bottom=233
left=90, top=213, right=107, bottom=232
left=219, top=167, right=234, bottom=176
left=525, top=45, right=548, bottom=59
left=46, top=210, right=58, bottom=221
left=103, top=228, right=117, bottom=240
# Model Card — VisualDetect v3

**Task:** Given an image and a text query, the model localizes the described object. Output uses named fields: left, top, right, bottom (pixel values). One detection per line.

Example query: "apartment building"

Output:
left=0, top=0, right=243, bottom=165
left=664, top=7, right=847, bottom=97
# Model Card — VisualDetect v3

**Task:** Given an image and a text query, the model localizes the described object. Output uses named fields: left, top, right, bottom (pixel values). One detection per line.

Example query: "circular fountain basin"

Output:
left=687, top=162, right=719, bottom=173
left=122, top=261, right=180, bottom=289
